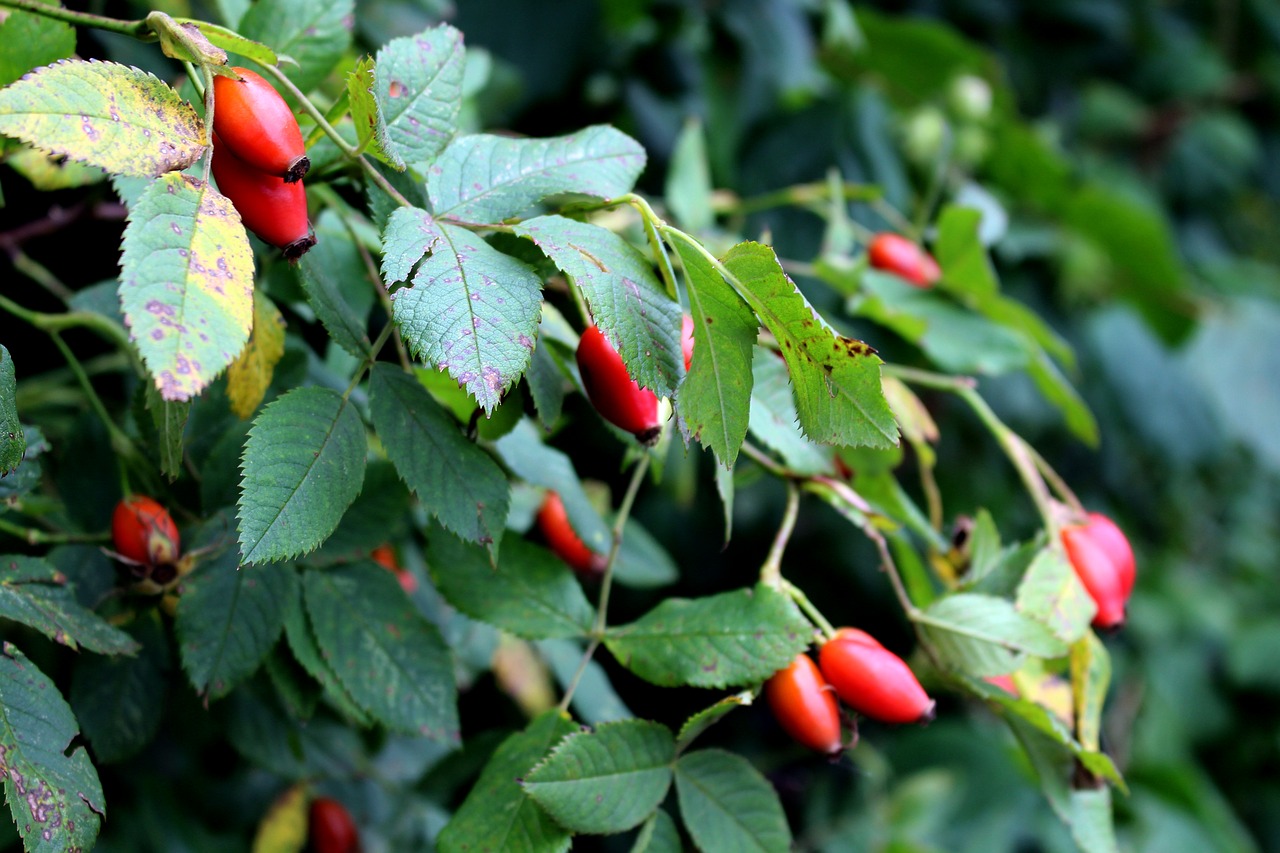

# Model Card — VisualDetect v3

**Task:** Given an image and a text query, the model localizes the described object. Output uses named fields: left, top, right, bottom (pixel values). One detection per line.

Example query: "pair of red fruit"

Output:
left=766, top=628, right=935, bottom=756
left=1061, top=512, right=1136, bottom=630
left=210, top=67, right=315, bottom=259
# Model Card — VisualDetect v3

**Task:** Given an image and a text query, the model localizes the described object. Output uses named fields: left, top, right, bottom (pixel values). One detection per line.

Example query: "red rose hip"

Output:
left=212, top=66, right=310, bottom=182
left=308, top=797, right=360, bottom=853
left=819, top=628, right=936, bottom=724
left=867, top=233, right=941, bottom=288
left=1083, top=512, right=1135, bottom=598
left=112, top=495, right=180, bottom=568
left=680, top=313, right=695, bottom=371
left=536, top=491, right=606, bottom=577
left=1061, top=523, right=1127, bottom=630
left=765, top=653, right=843, bottom=755
left=211, top=133, right=315, bottom=259
left=575, top=324, right=662, bottom=444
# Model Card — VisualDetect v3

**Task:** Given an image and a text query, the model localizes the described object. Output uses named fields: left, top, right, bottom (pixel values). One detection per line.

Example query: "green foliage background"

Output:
left=1, top=0, right=1278, bottom=851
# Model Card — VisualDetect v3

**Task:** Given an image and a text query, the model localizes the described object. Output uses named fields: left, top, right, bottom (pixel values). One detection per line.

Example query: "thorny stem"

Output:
left=0, top=518, right=108, bottom=546
left=759, top=482, right=800, bottom=589
left=0, top=0, right=153, bottom=38
left=558, top=454, right=651, bottom=712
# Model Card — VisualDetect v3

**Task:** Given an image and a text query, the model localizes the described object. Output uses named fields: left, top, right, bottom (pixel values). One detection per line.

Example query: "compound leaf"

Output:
left=375, top=24, right=465, bottom=169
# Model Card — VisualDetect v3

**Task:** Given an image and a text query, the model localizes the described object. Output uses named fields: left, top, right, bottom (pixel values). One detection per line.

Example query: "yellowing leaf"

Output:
left=228, top=292, right=287, bottom=419
left=251, top=784, right=307, bottom=853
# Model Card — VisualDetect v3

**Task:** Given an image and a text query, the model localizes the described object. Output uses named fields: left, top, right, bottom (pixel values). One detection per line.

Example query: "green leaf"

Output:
left=748, top=347, right=835, bottom=476
left=70, top=613, right=168, bottom=764
left=668, top=231, right=757, bottom=466
left=172, top=18, right=278, bottom=66
left=375, top=24, right=465, bottom=169
left=0, top=642, right=105, bottom=852
left=281, top=580, right=370, bottom=725
left=226, top=686, right=363, bottom=781
left=514, top=215, right=683, bottom=397
left=493, top=419, right=612, bottom=555
left=304, top=564, right=458, bottom=738
left=1069, top=787, right=1119, bottom=853
left=426, top=530, right=595, bottom=639
left=239, top=0, right=353, bottom=95
left=1028, top=352, right=1099, bottom=446
left=237, top=387, right=367, bottom=564
left=0, top=59, right=204, bottom=176
left=676, top=692, right=752, bottom=753
left=604, top=584, right=811, bottom=688
left=537, top=639, right=632, bottom=725
left=430, top=126, right=647, bottom=222
left=1015, top=549, right=1095, bottom=645
left=674, top=749, right=791, bottom=853
left=386, top=211, right=543, bottom=413
left=119, top=172, right=255, bottom=402
left=1070, top=633, right=1110, bottom=754
left=297, top=209, right=375, bottom=359
left=0, top=555, right=139, bottom=655
left=142, top=382, right=189, bottom=481
left=346, top=56, right=399, bottom=168
left=523, top=719, right=675, bottom=834
left=0, top=346, right=21, bottom=476
left=437, top=710, right=577, bottom=853
left=369, top=364, right=510, bottom=551
left=227, top=290, right=287, bottom=420
left=665, top=118, right=713, bottom=232
left=0, top=7, right=75, bottom=90
left=722, top=242, right=897, bottom=448
left=915, top=592, right=1068, bottom=677
left=935, top=206, right=998, bottom=297
left=175, top=548, right=295, bottom=700
left=631, top=810, right=682, bottom=853
left=613, top=518, right=680, bottom=589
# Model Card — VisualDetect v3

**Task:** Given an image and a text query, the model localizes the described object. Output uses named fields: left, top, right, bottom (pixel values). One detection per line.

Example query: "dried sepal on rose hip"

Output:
left=212, top=66, right=310, bottom=183
left=867, top=232, right=942, bottom=288
left=536, top=491, right=607, bottom=578
left=764, top=653, right=844, bottom=756
left=308, top=796, right=360, bottom=853
left=818, top=628, right=936, bottom=725
left=575, top=323, right=662, bottom=445
left=211, top=133, right=316, bottom=259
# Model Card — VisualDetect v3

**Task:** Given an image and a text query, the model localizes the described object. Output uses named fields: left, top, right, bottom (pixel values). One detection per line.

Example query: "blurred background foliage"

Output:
left=7, top=0, right=1280, bottom=850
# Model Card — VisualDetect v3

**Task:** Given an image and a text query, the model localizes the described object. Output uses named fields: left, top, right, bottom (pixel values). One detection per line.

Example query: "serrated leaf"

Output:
left=142, top=382, right=189, bottom=481
left=514, top=215, right=682, bottom=397
left=437, top=711, right=576, bottom=853
left=676, top=693, right=751, bottom=753
left=427, top=530, right=594, bottom=639
left=674, top=749, right=791, bottom=853
left=614, top=517, right=679, bottom=589
left=1069, top=787, right=1119, bottom=853
left=916, top=593, right=1069, bottom=677
left=297, top=210, right=375, bottom=359
left=0, top=7, right=75, bottom=90
left=227, top=291, right=286, bottom=420
left=176, top=548, right=294, bottom=700
left=0, top=59, right=203, bottom=176
left=347, top=56, right=400, bottom=168
left=0, top=642, right=105, bottom=853
left=1, top=346, right=22, bottom=475
left=430, top=126, right=646, bottom=222
left=7, top=145, right=106, bottom=189
left=0, top=555, right=139, bottom=655
left=304, top=564, right=458, bottom=738
left=722, top=242, right=898, bottom=448
left=631, top=809, right=682, bottom=853
left=1015, top=548, right=1095, bottom=644
left=748, top=348, right=835, bottom=476
left=119, top=172, right=254, bottom=401
left=281, top=580, right=370, bottom=725
left=239, top=0, right=353, bottom=94
left=375, top=24, right=465, bottom=169
left=493, top=419, right=611, bottom=554
left=665, top=118, right=713, bottom=232
left=237, top=387, right=367, bottom=564
left=369, top=364, right=510, bottom=551
left=524, top=719, right=675, bottom=834
left=669, top=231, right=757, bottom=466
left=69, top=614, right=168, bottom=764
left=251, top=784, right=307, bottom=853
left=1070, top=633, right=1110, bottom=753
left=604, top=584, right=810, bottom=688
left=226, top=686, right=364, bottom=781
left=387, top=211, right=543, bottom=413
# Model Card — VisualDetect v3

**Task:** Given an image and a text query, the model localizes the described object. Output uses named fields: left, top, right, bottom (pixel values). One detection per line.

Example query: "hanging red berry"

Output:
left=575, top=324, right=662, bottom=444
left=212, top=66, right=310, bottom=183
left=536, top=491, right=606, bottom=577
left=867, top=233, right=941, bottom=288
left=1061, top=522, right=1127, bottom=630
left=308, top=797, right=360, bottom=853
left=111, top=495, right=180, bottom=568
left=818, top=628, right=936, bottom=724
left=764, top=653, right=843, bottom=755
left=212, top=133, right=316, bottom=259
left=680, top=313, right=695, bottom=371
left=370, top=543, right=418, bottom=595
left=1082, top=512, right=1135, bottom=598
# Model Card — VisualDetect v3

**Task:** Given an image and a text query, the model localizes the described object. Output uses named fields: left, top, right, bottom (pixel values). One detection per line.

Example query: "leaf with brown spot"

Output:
left=0, top=59, right=204, bottom=177
left=373, top=24, right=465, bottom=169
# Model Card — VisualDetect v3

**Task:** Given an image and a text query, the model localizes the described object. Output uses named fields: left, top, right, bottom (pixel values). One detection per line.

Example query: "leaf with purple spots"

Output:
left=386, top=209, right=543, bottom=413
left=0, top=59, right=204, bottom=177
left=429, top=125, right=647, bottom=223
left=119, top=172, right=254, bottom=402
left=374, top=24, right=465, bottom=170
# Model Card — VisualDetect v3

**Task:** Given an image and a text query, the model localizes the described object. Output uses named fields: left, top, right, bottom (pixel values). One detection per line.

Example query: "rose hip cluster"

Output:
left=1061, top=512, right=1136, bottom=630
left=211, top=67, right=315, bottom=259
left=766, top=628, right=935, bottom=756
